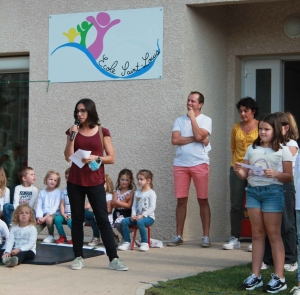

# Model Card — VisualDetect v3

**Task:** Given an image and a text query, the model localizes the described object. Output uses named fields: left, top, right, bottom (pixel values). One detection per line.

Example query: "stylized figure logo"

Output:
left=86, top=12, right=120, bottom=60
left=51, top=11, right=160, bottom=80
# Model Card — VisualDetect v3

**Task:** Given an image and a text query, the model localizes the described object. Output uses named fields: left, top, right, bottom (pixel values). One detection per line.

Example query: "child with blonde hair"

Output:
left=0, top=167, right=10, bottom=218
left=3, top=166, right=38, bottom=227
left=85, top=174, right=115, bottom=246
left=1, top=204, right=37, bottom=267
left=119, top=170, right=156, bottom=252
left=36, top=170, right=61, bottom=243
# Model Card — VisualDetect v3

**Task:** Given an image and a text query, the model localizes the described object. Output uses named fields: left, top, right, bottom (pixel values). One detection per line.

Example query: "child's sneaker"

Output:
left=290, top=286, right=300, bottom=295
left=118, top=241, right=131, bottom=251
left=284, top=262, right=298, bottom=272
left=71, top=256, right=84, bottom=270
left=88, top=237, right=100, bottom=247
left=43, top=235, right=55, bottom=243
left=241, top=273, right=263, bottom=290
left=261, top=262, right=270, bottom=270
left=56, top=235, right=67, bottom=244
left=167, top=235, right=183, bottom=246
left=263, top=273, right=287, bottom=293
left=68, top=240, right=73, bottom=245
left=5, top=256, right=18, bottom=267
left=223, top=237, right=240, bottom=250
left=139, top=242, right=149, bottom=251
left=109, top=258, right=128, bottom=271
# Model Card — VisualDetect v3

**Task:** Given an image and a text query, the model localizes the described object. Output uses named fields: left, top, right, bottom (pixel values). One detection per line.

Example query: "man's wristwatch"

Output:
left=96, top=156, right=101, bottom=164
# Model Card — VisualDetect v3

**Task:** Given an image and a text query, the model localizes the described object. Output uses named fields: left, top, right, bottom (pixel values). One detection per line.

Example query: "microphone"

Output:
left=70, top=119, right=80, bottom=141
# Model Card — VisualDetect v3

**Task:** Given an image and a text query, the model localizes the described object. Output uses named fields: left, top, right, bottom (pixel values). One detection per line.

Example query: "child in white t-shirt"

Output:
left=1, top=204, right=37, bottom=267
left=3, top=167, right=38, bottom=227
left=0, top=219, right=9, bottom=248
left=235, top=113, right=293, bottom=293
left=36, top=170, right=61, bottom=243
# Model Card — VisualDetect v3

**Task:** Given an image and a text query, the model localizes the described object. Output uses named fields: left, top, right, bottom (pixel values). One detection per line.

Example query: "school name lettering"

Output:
left=98, top=49, right=160, bottom=77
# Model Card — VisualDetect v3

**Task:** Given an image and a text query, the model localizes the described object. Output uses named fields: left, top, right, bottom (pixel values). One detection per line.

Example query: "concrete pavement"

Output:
left=0, top=237, right=252, bottom=295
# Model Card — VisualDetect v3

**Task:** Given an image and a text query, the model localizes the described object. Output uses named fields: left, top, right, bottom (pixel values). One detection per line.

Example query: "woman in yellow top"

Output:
left=223, top=97, right=259, bottom=250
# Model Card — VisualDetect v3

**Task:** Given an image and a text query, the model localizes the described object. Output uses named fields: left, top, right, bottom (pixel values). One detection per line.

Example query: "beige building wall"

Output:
left=1, top=0, right=300, bottom=240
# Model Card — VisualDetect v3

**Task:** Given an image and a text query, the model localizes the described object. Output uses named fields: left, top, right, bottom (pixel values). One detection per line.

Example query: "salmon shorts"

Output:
left=173, top=164, right=210, bottom=199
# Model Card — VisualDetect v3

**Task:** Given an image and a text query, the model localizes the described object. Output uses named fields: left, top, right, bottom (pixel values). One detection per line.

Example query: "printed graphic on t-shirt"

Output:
left=19, top=191, right=33, bottom=204
left=249, top=158, right=270, bottom=178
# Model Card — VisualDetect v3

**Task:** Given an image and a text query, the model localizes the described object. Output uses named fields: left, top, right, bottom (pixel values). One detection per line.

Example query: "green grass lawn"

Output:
left=145, top=263, right=298, bottom=295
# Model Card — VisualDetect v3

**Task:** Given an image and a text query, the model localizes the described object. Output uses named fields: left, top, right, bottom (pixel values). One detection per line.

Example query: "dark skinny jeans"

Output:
left=67, top=181, right=118, bottom=261
left=229, top=167, right=247, bottom=238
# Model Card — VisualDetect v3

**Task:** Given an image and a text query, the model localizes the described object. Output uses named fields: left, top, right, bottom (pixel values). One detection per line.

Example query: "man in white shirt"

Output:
left=168, top=91, right=212, bottom=247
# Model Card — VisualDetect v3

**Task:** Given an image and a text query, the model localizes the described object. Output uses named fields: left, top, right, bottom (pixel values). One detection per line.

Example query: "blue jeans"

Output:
left=54, top=215, right=72, bottom=236
left=84, top=209, right=99, bottom=238
left=121, top=217, right=154, bottom=243
left=3, top=203, right=14, bottom=226
left=296, top=210, right=300, bottom=281
left=246, top=184, right=284, bottom=212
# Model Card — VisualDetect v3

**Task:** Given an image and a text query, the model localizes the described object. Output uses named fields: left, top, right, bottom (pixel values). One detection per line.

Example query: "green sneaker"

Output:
left=109, top=258, right=128, bottom=271
left=71, top=256, right=84, bottom=270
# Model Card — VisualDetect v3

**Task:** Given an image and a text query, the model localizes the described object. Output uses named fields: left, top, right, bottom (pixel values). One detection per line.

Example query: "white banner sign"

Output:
left=48, top=7, right=163, bottom=82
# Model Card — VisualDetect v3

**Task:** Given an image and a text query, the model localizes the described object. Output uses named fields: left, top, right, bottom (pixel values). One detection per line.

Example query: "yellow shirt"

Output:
left=230, top=122, right=258, bottom=167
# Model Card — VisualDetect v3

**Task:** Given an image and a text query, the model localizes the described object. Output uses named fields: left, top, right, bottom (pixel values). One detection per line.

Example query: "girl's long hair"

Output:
left=252, top=113, right=284, bottom=152
left=0, top=167, right=7, bottom=197
left=105, top=174, right=114, bottom=194
left=285, top=112, right=299, bottom=140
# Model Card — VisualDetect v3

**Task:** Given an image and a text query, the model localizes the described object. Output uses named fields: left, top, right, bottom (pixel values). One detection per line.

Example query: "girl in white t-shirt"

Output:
left=1, top=204, right=37, bottom=267
left=36, top=170, right=61, bottom=244
left=0, top=167, right=10, bottom=219
left=234, top=113, right=293, bottom=293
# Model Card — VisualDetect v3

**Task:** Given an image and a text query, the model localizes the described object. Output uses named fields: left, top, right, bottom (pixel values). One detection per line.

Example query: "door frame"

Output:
left=241, top=55, right=300, bottom=113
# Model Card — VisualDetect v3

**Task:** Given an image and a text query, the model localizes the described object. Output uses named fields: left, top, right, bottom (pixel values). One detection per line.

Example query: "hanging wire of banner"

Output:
left=0, top=80, right=51, bottom=92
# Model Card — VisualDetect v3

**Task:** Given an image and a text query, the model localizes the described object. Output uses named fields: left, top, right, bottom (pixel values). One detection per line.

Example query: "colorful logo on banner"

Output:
left=49, top=8, right=163, bottom=82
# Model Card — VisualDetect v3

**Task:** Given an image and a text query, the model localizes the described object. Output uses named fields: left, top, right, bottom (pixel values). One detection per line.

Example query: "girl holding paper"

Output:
left=64, top=98, right=128, bottom=271
left=235, top=113, right=293, bottom=293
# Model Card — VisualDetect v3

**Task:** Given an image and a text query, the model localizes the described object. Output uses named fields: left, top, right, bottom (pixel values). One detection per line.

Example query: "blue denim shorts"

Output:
left=245, top=184, right=284, bottom=213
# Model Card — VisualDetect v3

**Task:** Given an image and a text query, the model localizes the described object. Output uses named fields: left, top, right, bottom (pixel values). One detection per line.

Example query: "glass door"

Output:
left=0, top=73, right=29, bottom=202
left=242, top=59, right=282, bottom=117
